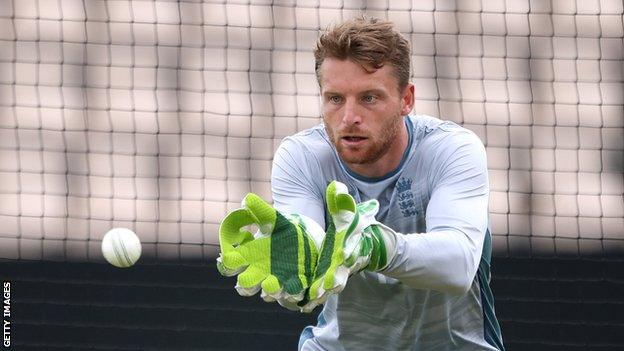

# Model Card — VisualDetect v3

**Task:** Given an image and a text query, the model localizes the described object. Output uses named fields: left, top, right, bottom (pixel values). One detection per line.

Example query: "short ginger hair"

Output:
left=313, top=16, right=412, bottom=92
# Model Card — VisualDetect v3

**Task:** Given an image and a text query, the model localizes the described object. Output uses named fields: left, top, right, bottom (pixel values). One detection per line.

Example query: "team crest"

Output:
left=396, top=177, right=417, bottom=217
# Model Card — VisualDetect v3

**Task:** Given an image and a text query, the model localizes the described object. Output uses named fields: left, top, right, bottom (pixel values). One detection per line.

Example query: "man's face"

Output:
left=319, top=58, right=414, bottom=171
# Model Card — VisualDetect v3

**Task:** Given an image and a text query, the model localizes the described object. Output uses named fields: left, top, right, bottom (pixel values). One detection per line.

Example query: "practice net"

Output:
left=0, top=0, right=622, bottom=263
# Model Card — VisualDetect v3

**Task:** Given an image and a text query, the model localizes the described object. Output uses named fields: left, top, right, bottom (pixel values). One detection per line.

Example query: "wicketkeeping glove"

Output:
left=217, top=193, right=325, bottom=310
left=301, top=181, right=396, bottom=313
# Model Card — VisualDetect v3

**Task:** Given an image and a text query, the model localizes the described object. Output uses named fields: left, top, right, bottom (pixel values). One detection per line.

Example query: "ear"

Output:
left=400, top=83, right=415, bottom=116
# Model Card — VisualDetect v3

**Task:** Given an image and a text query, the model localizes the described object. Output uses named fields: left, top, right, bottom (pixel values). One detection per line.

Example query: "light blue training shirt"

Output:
left=271, top=114, right=505, bottom=351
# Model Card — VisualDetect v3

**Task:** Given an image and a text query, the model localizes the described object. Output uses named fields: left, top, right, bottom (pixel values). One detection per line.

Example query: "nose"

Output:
left=342, top=98, right=362, bottom=126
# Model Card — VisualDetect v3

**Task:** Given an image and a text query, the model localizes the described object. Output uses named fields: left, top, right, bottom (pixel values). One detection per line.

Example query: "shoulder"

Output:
left=407, top=115, right=487, bottom=182
left=272, top=123, right=338, bottom=192
left=409, top=114, right=484, bottom=155
left=274, top=123, right=335, bottom=163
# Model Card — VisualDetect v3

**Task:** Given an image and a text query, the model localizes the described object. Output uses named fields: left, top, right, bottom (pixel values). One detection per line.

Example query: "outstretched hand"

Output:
left=217, top=193, right=325, bottom=310
left=300, top=181, right=393, bottom=313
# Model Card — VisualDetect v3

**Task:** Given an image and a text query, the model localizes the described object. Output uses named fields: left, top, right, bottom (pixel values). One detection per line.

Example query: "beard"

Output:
left=325, top=113, right=402, bottom=165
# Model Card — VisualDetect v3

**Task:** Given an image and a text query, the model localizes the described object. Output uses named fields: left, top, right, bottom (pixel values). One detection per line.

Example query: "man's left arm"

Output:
left=381, top=131, right=489, bottom=294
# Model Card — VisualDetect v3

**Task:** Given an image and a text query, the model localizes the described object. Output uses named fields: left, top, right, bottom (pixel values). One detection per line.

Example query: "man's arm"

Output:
left=271, top=139, right=326, bottom=227
left=381, top=131, right=489, bottom=294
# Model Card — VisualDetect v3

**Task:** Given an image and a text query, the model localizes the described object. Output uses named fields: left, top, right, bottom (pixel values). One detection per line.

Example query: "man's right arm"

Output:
left=271, top=139, right=326, bottom=228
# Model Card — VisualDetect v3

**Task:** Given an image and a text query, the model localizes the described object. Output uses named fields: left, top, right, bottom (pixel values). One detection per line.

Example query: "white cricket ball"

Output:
left=101, top=228, right=142, bottom=268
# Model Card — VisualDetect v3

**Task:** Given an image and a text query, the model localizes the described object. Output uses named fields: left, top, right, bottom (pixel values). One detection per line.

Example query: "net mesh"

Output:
left=0, top=0, right=622, bottom=263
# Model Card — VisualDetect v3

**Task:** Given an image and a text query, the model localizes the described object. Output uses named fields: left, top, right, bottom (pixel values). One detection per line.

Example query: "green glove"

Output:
left=301, top=181, right=396, bottom=313
left=217, top=193, right=325, bottom=309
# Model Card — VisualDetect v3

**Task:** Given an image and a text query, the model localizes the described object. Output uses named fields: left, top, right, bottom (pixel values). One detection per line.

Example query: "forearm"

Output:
left=380, top=229, right=481, bottom=295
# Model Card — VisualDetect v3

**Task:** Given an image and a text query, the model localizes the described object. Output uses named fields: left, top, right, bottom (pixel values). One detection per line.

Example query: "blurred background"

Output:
left=0, top=0, right=622, bottom=350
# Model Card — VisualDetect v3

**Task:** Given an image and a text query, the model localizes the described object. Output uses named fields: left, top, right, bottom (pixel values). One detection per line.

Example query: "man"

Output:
left=218, top=16, right=504, bottom=350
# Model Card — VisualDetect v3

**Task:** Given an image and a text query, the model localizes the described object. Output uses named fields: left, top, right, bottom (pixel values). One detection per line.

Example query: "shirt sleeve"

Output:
left=382, top=130, right=489, bottom=294
left=271, top=138, right=327, bottom=228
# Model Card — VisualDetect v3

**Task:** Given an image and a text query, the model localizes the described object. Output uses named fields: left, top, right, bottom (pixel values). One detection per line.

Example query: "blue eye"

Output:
left=329, top=96, right=342, bottom=104
left=362, top=95, right=376, bottom=103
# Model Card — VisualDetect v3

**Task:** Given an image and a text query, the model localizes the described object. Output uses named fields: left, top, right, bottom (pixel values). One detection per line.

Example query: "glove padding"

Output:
left=301, top=181, right=395, bottom=313
left=217, top=193, right=325, bottom=310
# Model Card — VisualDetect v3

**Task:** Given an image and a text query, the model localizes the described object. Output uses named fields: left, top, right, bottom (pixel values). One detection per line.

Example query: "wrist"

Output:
left=366, top=224, right=397, bottom=271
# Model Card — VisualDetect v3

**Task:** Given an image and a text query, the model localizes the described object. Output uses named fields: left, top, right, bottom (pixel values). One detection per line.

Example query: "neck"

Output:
left=346, top=121, right=409, bottom=179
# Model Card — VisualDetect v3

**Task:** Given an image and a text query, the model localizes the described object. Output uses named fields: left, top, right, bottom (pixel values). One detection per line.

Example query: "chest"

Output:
left=341, top=174, right=429, bottom=234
